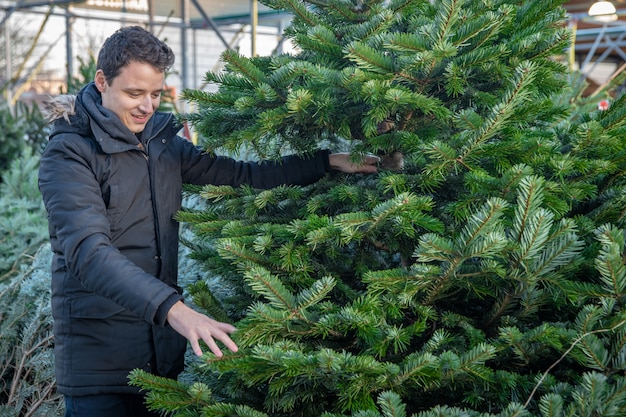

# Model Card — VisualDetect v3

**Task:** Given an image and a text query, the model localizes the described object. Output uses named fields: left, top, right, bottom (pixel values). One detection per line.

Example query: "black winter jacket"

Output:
left=38, top=82, right=330, bottom=396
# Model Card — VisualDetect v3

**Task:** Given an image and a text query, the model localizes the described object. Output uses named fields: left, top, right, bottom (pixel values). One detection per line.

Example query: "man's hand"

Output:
left=166, top=300, right=238, bottom=357
left=329, top=152, right=379, bottom=174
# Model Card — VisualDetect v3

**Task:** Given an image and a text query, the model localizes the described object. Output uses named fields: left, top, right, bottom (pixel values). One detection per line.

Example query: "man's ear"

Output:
left=94, top=70, right=107, bottom=92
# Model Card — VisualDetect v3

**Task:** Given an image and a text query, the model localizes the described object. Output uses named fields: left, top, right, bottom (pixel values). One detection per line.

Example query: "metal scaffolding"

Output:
left=0, top=0, right=292, bottom=103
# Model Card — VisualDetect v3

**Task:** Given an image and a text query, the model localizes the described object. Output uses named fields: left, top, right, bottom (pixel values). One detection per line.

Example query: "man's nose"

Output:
left=139, top=95, right=153, bottom=112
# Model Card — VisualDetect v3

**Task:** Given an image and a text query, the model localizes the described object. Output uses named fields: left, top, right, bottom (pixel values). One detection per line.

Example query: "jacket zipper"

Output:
left=144, top=137, right=163, bottom=276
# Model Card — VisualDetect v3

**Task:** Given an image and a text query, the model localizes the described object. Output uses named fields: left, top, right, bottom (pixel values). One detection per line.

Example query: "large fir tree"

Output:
left=131, top=0, right=626, bottom=416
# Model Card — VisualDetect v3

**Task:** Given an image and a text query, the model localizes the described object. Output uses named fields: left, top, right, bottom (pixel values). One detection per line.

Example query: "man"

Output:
left=38, top=25, right=378, bottom=417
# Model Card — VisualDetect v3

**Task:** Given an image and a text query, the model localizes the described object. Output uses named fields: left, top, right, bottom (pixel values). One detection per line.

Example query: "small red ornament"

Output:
left=598, top=100, right=610, bottom=111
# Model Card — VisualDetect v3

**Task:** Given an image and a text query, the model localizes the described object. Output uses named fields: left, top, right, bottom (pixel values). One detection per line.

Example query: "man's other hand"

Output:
left=167, top=300, right=238, bottom=357
left=328, top=152, right=379, bottom=174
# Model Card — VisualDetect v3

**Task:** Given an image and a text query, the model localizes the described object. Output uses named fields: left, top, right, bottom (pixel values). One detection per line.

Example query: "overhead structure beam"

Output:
left=0, top=0, right=84, bottom=12
left=576, top=24, right=626, bottom=76
left=0, top=0, right=291, bottom=101
left=188, top=0, right=231, bottom=50
left=147, top=0, right=154, bottom=32
left=65, top=4, right=73, bottom=87
left=180, top=0, right=188, bottom=89
left=568, top=8, right=626, bottom=76
left=250, top=0, right=257, bottom=57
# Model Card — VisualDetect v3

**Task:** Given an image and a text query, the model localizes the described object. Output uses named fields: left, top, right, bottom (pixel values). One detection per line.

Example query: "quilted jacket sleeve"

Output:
left=177, top=136, right=330, bottom=188
left=38, top=134, right=182, bottom=325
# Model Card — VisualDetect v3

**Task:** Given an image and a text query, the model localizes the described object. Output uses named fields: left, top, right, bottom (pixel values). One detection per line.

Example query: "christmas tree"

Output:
left=131, top=0, right=626, bottom=415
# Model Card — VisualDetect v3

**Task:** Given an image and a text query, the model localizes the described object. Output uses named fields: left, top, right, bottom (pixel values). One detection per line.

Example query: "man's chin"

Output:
left=129, top=122, right=148, bottom=133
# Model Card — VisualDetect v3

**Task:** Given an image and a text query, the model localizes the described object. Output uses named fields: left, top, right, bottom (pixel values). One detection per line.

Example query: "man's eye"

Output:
left=129, top=93, right=141, bottom=98
left=152, top=93, right=161, bottom=99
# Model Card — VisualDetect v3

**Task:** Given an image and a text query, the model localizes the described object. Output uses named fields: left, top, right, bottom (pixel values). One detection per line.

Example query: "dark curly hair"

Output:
left=97, top=25, right=175, bottom=84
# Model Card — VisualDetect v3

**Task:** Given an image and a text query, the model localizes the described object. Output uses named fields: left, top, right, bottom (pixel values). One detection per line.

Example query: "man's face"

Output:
left=94, top=61, right=164, bottom=133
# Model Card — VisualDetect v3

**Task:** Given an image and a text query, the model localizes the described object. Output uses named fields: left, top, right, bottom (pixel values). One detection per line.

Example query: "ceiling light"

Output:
left=589, top=1, right=618, bottom=21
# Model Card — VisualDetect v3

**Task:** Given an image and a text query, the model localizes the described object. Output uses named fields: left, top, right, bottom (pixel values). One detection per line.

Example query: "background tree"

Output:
left=0, top=148, right=48, bottom=282
left=0, top=17, right=45, bottom=87
left=0, top=101, right=48, bottom=182
left=63, top=54, right=97, bottom=95
left=131, top=0, right=626, bottom=416
left=0, top=244, right=60, bottom=417
left=0, top=147, right=60, bottom=416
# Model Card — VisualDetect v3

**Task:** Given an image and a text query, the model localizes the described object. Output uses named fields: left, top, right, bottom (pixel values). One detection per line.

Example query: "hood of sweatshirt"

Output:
left=42, top=82, right=175, bottom=153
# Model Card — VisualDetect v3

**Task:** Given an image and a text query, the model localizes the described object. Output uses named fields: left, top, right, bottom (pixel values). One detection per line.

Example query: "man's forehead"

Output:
left=109, top=62, right=165, bottom=90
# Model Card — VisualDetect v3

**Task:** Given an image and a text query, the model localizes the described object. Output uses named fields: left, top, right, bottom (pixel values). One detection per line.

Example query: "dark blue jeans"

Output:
left=64, top=394, right=161, bottom=417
